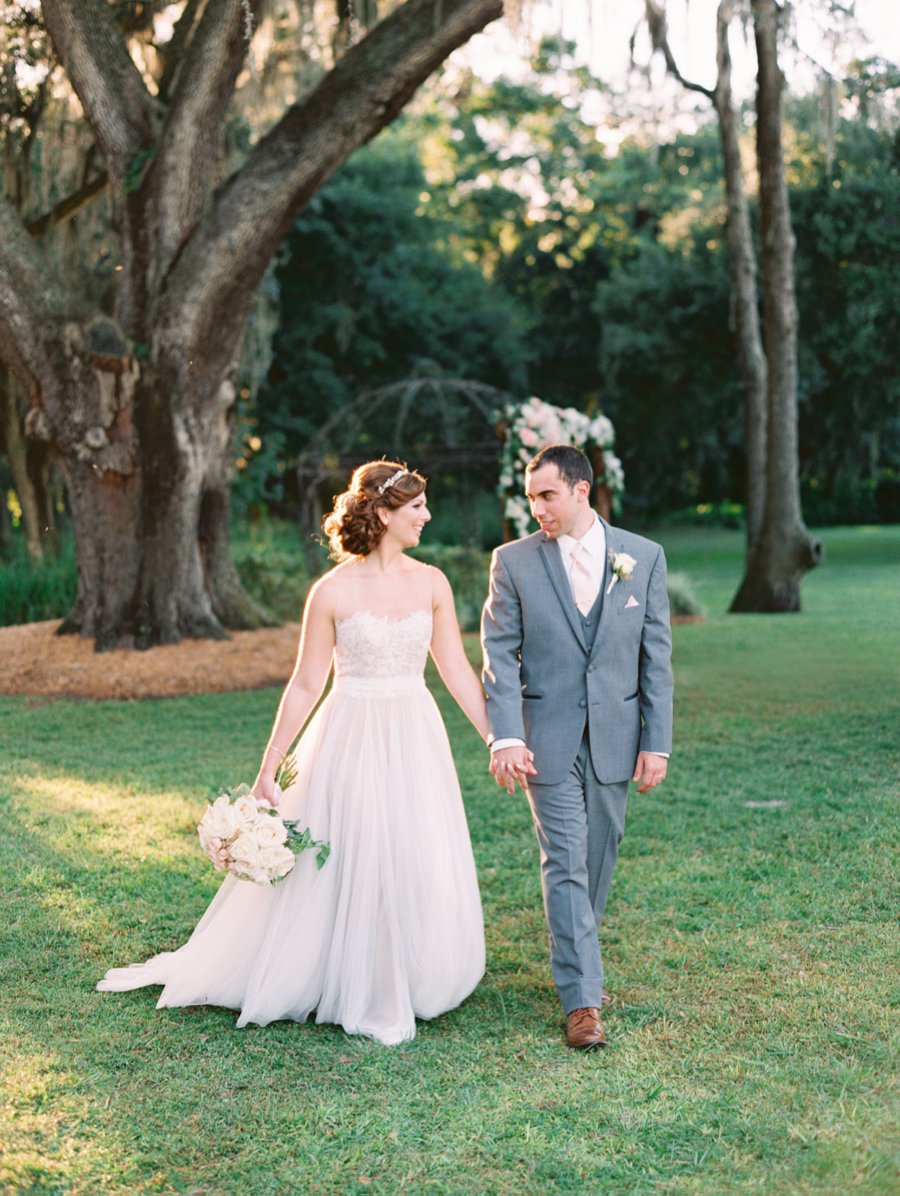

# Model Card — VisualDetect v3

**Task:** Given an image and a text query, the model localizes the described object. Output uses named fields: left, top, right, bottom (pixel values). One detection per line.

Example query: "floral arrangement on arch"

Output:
left=496, top=397, right=625, bottom=539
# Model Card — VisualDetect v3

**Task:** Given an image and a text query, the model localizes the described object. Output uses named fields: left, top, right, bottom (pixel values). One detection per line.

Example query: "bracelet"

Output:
left=265, top=744, right=286, bottom=759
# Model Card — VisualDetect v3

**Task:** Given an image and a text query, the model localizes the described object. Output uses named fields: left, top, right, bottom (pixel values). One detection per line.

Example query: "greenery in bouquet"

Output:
left=496, top=397, right=624, bottom=538
left=198, top=755, right=329, bottom=885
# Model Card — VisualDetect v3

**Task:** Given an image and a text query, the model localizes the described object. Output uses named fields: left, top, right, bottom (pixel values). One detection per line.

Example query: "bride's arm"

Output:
left=251, top=579, right=336, bottom=803
left=429, top=568, right=490, bottom=743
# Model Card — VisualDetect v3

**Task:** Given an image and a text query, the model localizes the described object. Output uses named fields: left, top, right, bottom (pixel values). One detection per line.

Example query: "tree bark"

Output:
left=644, top=1, right=767, bottom=549
left=730, top=0, right=821, bottom=612
left=0, top=368, right=44, bottom=558
left=713, top=1, right=767, bottom=552
left=0, top=0, right=504, bottom=648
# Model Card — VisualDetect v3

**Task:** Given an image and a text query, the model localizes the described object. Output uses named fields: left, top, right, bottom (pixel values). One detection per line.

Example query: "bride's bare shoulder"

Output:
left=304, top=563, right=355, bottom=613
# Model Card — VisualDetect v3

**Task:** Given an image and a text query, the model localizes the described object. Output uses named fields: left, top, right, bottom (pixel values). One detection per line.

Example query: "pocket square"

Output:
left=624, top=595, right=640, bottom=609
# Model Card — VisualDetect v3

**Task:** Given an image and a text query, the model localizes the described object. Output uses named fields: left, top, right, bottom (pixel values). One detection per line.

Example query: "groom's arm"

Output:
left=637, top=545, right=674, bottom=756
left=481, top=549, right=527, bottom=744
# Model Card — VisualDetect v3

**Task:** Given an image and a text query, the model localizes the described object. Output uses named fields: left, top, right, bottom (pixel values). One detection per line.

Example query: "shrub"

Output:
left=659, top=502, right=745, bottom=529
left=234, top=548, right=314, bottom=624
left=801, top=477, right=878, bottom=526
left=410, top=545, right=491, bottom=632
left=0, top=538, right=77, bottom=627
left=666, top=572, right=706, bottom=619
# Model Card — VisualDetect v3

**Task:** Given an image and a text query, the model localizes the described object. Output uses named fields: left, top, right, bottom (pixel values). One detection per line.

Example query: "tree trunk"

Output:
left=25, top=439, right=60, bottom=557
left=0, top=368, right=44, bottom=558
left=713, top=1, right=767, bottom=552
left=0, top=0, right=505, bottom=649
left=730, top=0, right=822, bottom=612
left=644, top=0, right=768, bottom=549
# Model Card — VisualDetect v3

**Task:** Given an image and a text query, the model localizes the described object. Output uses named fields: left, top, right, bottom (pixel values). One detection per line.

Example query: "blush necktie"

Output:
left=569, top=541, right=595, bottom=615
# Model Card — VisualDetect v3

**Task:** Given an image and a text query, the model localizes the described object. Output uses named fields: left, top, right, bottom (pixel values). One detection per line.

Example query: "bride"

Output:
left=98, top=460, right=492, bottom=1044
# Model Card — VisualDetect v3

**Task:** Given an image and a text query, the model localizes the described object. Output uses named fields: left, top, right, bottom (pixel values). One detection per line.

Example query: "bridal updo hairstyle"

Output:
left=323, top=460, right=426, bottom=561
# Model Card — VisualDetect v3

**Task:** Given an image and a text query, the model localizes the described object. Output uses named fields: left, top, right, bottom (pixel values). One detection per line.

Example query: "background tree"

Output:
left=0, top=0, right=504, bottom=649
left=645, top=0, right=768, bottom=551
left=730, top=0, right=822, bottom=609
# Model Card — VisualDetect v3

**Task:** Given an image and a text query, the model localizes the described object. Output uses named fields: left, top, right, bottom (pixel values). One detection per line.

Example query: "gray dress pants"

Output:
left=526, top=733, right=629, bottom=1013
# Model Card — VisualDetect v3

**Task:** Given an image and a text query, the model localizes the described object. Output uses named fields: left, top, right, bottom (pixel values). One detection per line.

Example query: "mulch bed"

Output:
left=1, top=614, right=703, bottom=702
left=0, top=619, right=301, bottom=701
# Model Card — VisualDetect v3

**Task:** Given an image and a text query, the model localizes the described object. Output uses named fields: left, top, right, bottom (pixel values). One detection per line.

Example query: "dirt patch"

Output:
left=0, top=620, right=301, bottom=701
left=0, top=613, right=703, bottom=702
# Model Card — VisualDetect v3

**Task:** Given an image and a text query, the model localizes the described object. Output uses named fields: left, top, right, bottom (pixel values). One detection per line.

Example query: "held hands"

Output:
left=490, top=745, right=537, bottom=794
left=632, top=751, right=667, bottom=794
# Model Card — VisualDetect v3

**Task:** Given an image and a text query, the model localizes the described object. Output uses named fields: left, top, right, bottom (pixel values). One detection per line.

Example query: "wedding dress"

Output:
left=97, top=609, right=485, bottom=1045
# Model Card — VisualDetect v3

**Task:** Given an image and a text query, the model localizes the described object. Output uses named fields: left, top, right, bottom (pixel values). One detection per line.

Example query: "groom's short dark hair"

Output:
left=526, top=444, right=593, bottom=490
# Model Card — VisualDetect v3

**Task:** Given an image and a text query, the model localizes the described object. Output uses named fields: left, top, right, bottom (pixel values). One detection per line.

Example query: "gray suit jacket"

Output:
left=481, top=518, right=674, bottom=786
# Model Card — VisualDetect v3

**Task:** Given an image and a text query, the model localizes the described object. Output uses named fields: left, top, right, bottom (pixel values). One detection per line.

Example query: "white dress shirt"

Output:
left=558, top=516, right=606, bottom=609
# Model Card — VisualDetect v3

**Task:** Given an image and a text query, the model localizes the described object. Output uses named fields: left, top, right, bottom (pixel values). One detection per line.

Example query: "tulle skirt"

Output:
left=97, top=675, right=485, bottom=1044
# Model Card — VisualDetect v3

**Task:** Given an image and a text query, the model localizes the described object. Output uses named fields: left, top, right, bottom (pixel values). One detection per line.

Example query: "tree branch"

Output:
left=156, top=0, right=205, bottom=104
left=26, top=172, right=109, bottom=238
left=162, top=0, right=504, bottom=356
left=151, top=0, right=268, bottom=279
left=0, top=194, right=58, bottom=396
left=643, top=0, right=716, bottom=99
left=40, top=0, right=156, bottom=175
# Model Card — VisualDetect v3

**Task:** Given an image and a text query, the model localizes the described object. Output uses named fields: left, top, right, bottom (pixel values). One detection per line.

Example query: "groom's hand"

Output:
left=490, top=746, right=537, bottom=794
left=632, top=752, right=667, bottom=794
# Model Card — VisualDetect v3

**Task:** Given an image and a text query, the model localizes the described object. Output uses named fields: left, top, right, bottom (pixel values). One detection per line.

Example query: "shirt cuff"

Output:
left=645, top=752, right=670, bottom=759
left=489, top=738, right=526, bottom=753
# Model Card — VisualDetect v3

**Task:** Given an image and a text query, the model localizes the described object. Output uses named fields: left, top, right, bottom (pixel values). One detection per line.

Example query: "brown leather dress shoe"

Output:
left=566, top=1007, right=608, bottom=1049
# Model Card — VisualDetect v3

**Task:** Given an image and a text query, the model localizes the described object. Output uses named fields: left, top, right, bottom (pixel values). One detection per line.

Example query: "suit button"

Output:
left=579, top=699, right=587, bottom=708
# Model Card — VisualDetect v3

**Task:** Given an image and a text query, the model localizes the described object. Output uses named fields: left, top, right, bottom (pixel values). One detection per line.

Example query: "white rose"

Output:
left=519, top=427, right=538, bottom=447
left=203, top=794, right=240, bottom=841
left=254, top=816, right=289, bottom=848
left=603, top=450, right=625, bottom=489
left=591, top=415, right=614, bottom=446
left=612, top=552, right=637, bottom=579
left=260, top=844, right=295, bottom=876
left=230, top=831, right=262, bottom=870
left=232, top=795, right=259, bottom=831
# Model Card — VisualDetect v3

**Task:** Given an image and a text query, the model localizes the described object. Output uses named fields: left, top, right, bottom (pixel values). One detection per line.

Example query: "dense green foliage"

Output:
left=260, top=131, right=529, bottom=445
left=1, top=526, right=897, bottom=1191
left=252, top=42, right=898, bottom=528
left=0, top=535, right=76, bottom=626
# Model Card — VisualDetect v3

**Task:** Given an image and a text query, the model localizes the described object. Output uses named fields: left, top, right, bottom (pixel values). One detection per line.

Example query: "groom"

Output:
left=481, top=445, right=673, bottom=1048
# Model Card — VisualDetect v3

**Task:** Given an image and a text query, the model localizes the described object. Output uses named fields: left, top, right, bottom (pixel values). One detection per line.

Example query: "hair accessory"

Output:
left=376, top=469, right=407, bottom=495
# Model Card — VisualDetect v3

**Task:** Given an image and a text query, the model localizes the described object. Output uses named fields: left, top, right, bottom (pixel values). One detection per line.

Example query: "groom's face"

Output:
left=525, top=464, right=590, bottom=539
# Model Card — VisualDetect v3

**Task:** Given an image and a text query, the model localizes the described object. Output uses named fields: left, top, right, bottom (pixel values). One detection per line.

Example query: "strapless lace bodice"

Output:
left=333, top=609, right=432, bottom=695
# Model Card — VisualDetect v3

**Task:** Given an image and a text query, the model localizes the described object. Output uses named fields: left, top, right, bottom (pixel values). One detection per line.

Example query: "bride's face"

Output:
left=384, top=493, right=431, bottom=548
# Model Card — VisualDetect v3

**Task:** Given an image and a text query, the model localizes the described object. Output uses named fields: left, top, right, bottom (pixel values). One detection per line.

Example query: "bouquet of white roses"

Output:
left=198, top=758, right=329, bottom=885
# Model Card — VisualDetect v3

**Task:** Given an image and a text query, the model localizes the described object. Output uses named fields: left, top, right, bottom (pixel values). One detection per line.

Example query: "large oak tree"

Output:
left=0, top=0, right=503, bottom=648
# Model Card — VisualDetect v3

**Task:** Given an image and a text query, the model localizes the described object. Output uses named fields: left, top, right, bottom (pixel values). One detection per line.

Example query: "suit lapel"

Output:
left=589, top=518, right=620, bottom=661
left=537, top=535, right=588, bottom=652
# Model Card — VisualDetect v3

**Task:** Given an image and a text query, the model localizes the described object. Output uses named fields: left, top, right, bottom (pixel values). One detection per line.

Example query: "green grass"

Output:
left=1, top=526, right=898, bottom=1193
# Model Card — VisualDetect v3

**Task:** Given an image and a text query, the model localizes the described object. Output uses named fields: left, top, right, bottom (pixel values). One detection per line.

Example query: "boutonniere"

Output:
left=606, top=551, right=637, bottom=595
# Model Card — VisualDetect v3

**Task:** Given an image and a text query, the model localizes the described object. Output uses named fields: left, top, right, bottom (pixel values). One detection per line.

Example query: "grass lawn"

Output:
left=1, top=525, right=897, bottom=1193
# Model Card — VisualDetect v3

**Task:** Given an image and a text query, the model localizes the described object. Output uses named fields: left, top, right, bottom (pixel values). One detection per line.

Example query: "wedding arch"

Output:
left=496, top=397, right=624, bottom=539
left=295, top=368, right=515, bottom=565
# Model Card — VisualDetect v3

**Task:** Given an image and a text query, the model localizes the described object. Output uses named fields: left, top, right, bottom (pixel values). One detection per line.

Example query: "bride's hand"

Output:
left=251, top=771, right=279, bottom=806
